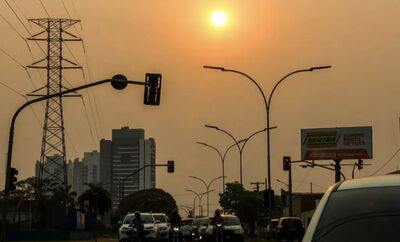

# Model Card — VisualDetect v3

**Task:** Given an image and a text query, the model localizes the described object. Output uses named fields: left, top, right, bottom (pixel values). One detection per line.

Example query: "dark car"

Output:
left=197, top=217, right=211, bottom=241
left=266, top=218, right=279, bottom=239
left=276, top=217, right=305, bottom=241
left=188, top=219, right=201, bottom=240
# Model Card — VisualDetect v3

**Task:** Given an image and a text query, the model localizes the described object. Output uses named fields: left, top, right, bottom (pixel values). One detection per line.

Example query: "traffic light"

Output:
left=283, top=156, right=291, bottom=171
left=357, top=159, right=364, bottom=170
left=167, top=160, right=174, bottom=173
left=144, top=73, right=162, bottom=106
left=8, top=167, right=18, bottom=191
left=264, top=189, right=275, bottom=208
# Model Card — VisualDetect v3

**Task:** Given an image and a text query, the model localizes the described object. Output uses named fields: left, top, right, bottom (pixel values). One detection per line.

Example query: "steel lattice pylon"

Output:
left=27, top=18, right=82, bottom=192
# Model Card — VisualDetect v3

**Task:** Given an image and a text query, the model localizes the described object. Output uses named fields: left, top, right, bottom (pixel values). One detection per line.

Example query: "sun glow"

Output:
left=212, top=11, right=227, bottom=27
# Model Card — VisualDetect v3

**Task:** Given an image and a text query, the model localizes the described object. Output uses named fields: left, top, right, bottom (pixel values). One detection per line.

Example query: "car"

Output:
left=189, top=219, right=201, bottom=240
left=152, top=213, right=169, bottom=241
left=118, top=212, right=157, bottom=242
left=276, top=217, right=305, bottom=241
left=204, top=215, right=245, bottom=242
left=303, top=175, right=400, bottom=242
left=180, top=218, right=194, bottom=240
left=197, top=217, right=211, bottom=241
left=266, top=218, right=279, bottom=239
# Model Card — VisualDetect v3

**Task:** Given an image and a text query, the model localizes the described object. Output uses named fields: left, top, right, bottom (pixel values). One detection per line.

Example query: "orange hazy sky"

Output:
left=1, top=0, right=400, bottom=214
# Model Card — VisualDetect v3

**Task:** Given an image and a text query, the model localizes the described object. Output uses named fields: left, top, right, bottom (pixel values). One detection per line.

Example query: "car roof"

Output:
left=280, top=217, right=301, bottom=220
left=337, top=174, right=400, bottom=191
left=222, top=215, right=238, bottom=218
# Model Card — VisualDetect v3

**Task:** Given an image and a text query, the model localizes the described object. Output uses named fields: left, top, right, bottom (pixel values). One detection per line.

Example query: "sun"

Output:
left=212, top=11, right=227, bottom=27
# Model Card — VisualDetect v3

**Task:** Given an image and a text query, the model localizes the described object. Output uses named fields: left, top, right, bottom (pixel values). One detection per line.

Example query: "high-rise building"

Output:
left=100, top=127, right=156, bottom=210
left=35, top=154, right=64, bottom=182
left=66, top=150, right=100, bottom=196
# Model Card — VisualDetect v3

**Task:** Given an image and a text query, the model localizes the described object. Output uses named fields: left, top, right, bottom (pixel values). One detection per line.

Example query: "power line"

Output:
left=294, top=168, right=311, bottom=190
left=60, top=0, right=72, bottom=18
left=38, top=0, right=51, bottom=18
left=81, top=40, right=105, bottom=138
left=9, top=0, right=32, bottom=28
left=81, top=97, right=98, bottom=150
left=0, top=11, right=25, bottom=40
left=0, top=46, right=37, bottom=89
left=0, top=81, right=25, bottom=98
left=3, top=0, right=31, bottom=34
left=370, top=147, right=400, bottom=176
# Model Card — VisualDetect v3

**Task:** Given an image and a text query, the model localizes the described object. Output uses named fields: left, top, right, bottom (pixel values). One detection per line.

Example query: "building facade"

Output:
left=66, top=150, right=100, bottom=196
left=100, top=127, right=156, bottom=210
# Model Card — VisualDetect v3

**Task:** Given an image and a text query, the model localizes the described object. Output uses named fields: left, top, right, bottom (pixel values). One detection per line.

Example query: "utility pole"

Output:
left=251, top=181, right=265, bottom=238
left=288, top=163, right=293, bottom=217
left=27, top=18, right=82, bottom=199
left=251, top=182, right=265, bottom=192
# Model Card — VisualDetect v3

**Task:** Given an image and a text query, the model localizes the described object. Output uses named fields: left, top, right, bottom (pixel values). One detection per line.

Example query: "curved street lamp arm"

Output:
left=240, top=128, right=268, bottom=152
left=267, top=66, right=331, bottom=110
left=268, top=69, right=312, bottom=110
left=222, top=142, right=241, bottom=161
left=206, top=125, right=241, bottom=154
left=208, top=176, right=224, bottom=189
left=196, top=142, right=224, bottom=161
left=188, top=176, right=208, bottom=190
left=221, top=69, right=268, bottom=111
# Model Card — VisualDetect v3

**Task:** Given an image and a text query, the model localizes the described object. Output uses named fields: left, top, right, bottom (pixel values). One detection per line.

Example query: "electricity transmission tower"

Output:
left=27, top=18, right=82, bottom=193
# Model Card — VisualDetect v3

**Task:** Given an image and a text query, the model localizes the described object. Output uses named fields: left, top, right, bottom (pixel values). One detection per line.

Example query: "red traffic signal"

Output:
left=283, top=156, right=291, bottom=171
left=144, top=73, right=162, bottom=106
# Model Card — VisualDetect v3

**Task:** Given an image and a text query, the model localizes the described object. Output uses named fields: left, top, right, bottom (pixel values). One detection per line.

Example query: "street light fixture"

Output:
left=203, top=126, right=276, bottom=185
left=276, top=179, right=288, bottom=187
left=188, top=176, right=223, bottom=216
left=186, top=189, right=214, bottom=217
left=203, top=64, right=331, bottom=212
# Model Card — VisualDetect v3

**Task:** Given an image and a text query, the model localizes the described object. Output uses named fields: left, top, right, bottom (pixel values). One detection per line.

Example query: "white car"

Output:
left=119, top=212, right=157, bottom=241
left=303, top=175, right=400, bottom=242
left=153, top=213, right=170, bottom=240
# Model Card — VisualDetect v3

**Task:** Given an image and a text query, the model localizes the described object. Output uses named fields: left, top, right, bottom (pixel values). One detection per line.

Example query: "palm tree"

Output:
left=78, top=183, right=112, bottom=219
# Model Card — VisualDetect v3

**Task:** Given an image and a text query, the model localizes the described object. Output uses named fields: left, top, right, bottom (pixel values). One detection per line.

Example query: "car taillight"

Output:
left=302, top=224, right=305, bottom=228
left=279, top=225, right=283, bottom=229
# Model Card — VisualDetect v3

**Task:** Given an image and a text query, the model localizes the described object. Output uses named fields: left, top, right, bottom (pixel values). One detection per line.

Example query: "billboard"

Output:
left=301, top=126, right=372, bottom=161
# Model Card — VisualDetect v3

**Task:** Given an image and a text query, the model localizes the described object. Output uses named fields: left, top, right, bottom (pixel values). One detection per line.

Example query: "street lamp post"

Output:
left=203, top=65, right=332, bottom=212
left=188, top=176, right=223, bottom=216
left=195, top=142, right=232, bottom=193
left=203, top=126, right=276, bottom=186
left=186, top=189, right=212, bottom=217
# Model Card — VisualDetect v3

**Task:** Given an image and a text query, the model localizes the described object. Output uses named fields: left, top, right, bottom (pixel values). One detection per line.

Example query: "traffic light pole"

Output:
left=120, top=163, right=171, bottom=201
left=1, top=77, right=149, bottom=242
left=288, top=164, right=293, bottom=217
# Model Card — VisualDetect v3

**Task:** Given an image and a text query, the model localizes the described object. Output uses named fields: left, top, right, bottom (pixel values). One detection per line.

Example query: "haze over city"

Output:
left=1, top=0, right=400, bottom=215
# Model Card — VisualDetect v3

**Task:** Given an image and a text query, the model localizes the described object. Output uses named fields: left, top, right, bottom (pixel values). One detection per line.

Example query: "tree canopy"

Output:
left=117, top=188, right=177, bottom=218
left=219, top=182, right=265, bottom=228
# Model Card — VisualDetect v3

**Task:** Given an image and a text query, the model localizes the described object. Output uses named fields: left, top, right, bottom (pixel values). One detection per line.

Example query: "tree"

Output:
left=117, top=188, right=177, bottom=218
left=219, top=182, right=265, bottom=234
left=0, top=176, right=54, bottom=200
left=78, top=183, right=112, bottom=219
